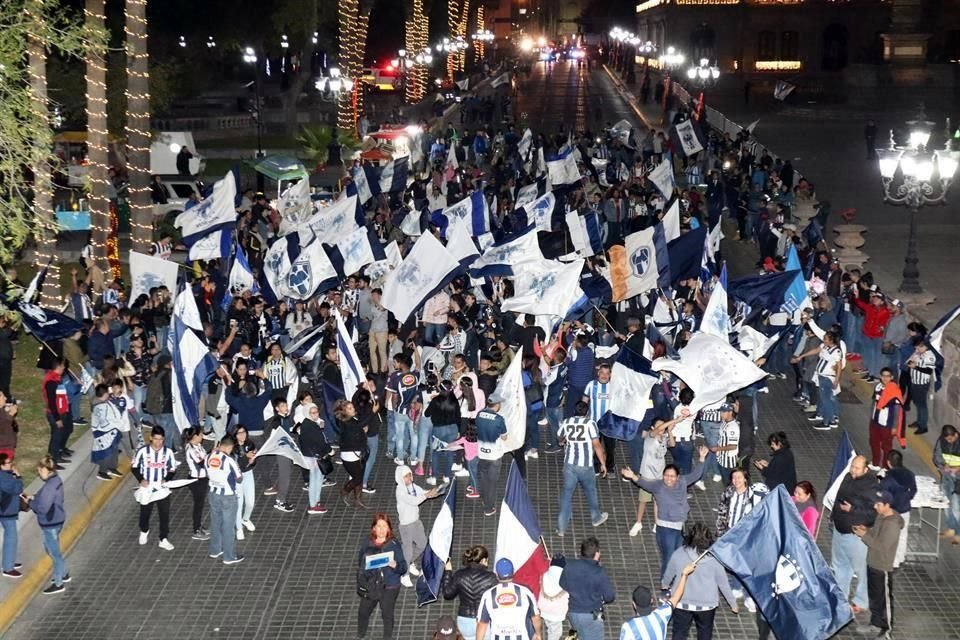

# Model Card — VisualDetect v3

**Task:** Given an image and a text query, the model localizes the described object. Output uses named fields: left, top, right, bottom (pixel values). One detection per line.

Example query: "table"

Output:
left=906, top=475, right=949, bottom=561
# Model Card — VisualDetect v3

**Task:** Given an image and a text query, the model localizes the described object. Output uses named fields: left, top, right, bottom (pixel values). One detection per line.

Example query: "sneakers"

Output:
left=555, top=529, right=565, bottom=537
left=802, top=404, right=818, bottom=413
left=454, top=468, right=470, bottom=477
left=465, top=488, right=481, bottom=499
left=393, top=457, right=405, bottom=465
left=107, top=469, right=123, bottom=478
left=362, top=485, right=377, bottom=494
left=592, top=512, right=609, bottom=527
left=629, top=522, right=643, bottom=537
left=812, top=422, right=833, bottom=431
left=2, top=569, right=23, bottom=579
left=385, top=451, right=395, bottom=459
left=544, top=446, right=562, bottom=455
left=61, top=573, right=71, bottom=583
left=693, top=481, right=706, bottom=491
left=744, top=598, right=757, bottom=613
left=525, top=449, right=539, bottom=459
left=263, top=486, right=278, bottom=496
left=209, top=551, right=223, bottom=559
left=274, top=501, right=295, bottom=513
left=400, top=574, right=413, bottom=588
left=241, top=520, right=256, bottom=532
left=96, top=472, right=112, bottom=481
left=138, top=531, right=149, bottom=545
left=712, top=474, right=722, bottom=483
left=408, top=564, right=421, bottom=577
left=42, top=583, right=65, bottom=595
left=237, top=528, right=245, bottom=541
left=732, top=588, right=743, bottom=600
left=302, top=482, right=309, bottom=492
left=484, top=508, right=497, bottom=517
left=223, top=555, right=246, bottom=565
left=426, top=477, right=438, bottom=486
left=307, top=504, right=328, bottom=515
left=807, top=415, right=825, bottom=422
left=322, top=479, right=337, bottom=488
left=413, top=463, right=423, bottom=476
left=829, top=419, right=840, bottom=429
left=158, top=538, right=175, bottom=551
left=191, top=529, right=210, bottom=541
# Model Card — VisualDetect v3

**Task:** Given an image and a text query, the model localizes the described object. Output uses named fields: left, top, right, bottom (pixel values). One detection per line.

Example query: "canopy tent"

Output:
left=244, top=155, right=309, bottom=182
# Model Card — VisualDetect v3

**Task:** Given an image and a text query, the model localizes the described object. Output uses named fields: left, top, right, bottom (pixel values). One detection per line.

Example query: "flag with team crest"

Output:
left=501, top=259, right=586, bottom=318
left=382, top=232, right=461, bottom=322
left=254, top=425, right=312, bottom=469
left=674, top=118, right=704, bottom=156
left=175, top=171, right=238, bottom=246
left=441, top=191, right=489, bottom=237
left=647, top=158, right=675, bottom=198
left=521, top=191, right=556, bottom=232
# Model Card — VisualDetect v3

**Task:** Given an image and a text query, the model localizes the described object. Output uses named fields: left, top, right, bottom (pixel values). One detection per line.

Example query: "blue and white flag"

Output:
left=927, top=302, right=960, bottom=391
left=501, top=259, right=585, bottom=319
left=285, top=235, right=338, bottom=300
left=446, top=218, right=481, bottom=266
left=277, top=178, right=314, bottom=236
left=336, top=226, right=380, bottom=278
left=701, top=264, right=731, bottom=340
left=647, top=158, right=675, bottom=198
left=823, top=431, right=856, bottom=510
left=674, top=118, right=704, bottom=156
left=667, top=225, right=708, bottom=283
left=610, top=119, right=633, bottom=147
left=468, top=226, right=544, bottom=278
left=492, top=346, right=527, bottom=457
left=784, top=245, right=812, bottom=315
left=441, top=191, right=489, bottom=237
left=129, top=251, right=179, bottom=306
left=565, top=211, right=604, bottom=257
left=514, top=182, right=541, bottom=209
left=90, top=427, right=121, bottom=463
left=228, top=244, right=256, bottom=296
left=710, top=486, right=853, bottom=640
left=17, top=302, right=82, bottom=342
left=351, top=164, right=374, bottom=204
left=377, top=157, right=410, bottom=195
left=382, top=231, right=461, bottom=322
left=287, top=324, right=326, bottom=360
left=22, top=262, right=48, bottom=304
left=662, top=198, right=681, bottom=242
left=491, top=71, right=511, bottom=88
left=416, top=478, right=457, bottom=607
left=518, top=128, right=533, bottom=160
left=253, top=425, right=312, bottom=469
left=307, top=194, right=360, bottom=245
left=332, top=308, right=363, bottom=401
left=188, top=227, right=233, bottom=262
left=599, top=346, right=659, bottom=440
left=729, top=270, right=803, bottom=313
left=608, top=225, right=669, bottom=302
left=546, top=150, right=581, bottom=186
left=175, top=171, right=238, bottom=246
left=171, top=288, right=219, bottom=432
left=522, top=191, right=556, bottom=232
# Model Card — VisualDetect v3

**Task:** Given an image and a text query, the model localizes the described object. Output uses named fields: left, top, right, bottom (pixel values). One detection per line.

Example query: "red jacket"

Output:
left=42, top=370, right=70, bottom=417
left=854, top=298, right=891, bottom=339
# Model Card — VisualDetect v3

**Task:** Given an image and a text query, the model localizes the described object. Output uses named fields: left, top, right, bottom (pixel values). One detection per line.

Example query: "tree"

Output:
left=124, top=0, right=152, bottom=253
left=84, top=0, right=110, bottom=273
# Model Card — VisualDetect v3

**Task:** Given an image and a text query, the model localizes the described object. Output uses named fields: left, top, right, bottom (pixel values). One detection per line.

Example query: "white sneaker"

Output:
left=454, top=468, right=470, bottom=477
left=732, top=588, right=743, bottom=600
left=158, top=538, right=175, bottom=551
left=442, top=476, right=450, bottom=484
left=712, top=474, right=722, bottom=483
left=394, top=457, right=405, bottom=466
left=400, top=574, right=413, bottom=588
left=138, top=531, right=149, bottom=546
left=744, top=598, right=757, bottom=613
left=237, top=528, right=245, bottom=541
left=242, top=520, right=256, bottom=532
left=426, top=477, right=438, bottom=486
left=451, top=463, right=463, bottom=471
left=629, top=522, right=643, bottom=537
left=527, top=449, right=539, bottom=459
left=694, top=481, right=706, bottom=491
left=408, top=564, right=421, bottom=577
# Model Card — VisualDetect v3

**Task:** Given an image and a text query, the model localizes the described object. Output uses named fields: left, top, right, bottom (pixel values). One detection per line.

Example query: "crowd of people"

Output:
left=0, top=66, right=953, bottom=640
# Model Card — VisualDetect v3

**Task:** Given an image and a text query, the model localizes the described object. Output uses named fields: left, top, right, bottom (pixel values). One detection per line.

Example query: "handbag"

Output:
left=317, top=455, right=334, bottom=476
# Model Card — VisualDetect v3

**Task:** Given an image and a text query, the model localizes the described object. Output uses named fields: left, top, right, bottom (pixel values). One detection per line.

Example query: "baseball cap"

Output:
left=874, top=490, right=894, bottom=505
left=631, top=585, right=655, bottom=616
left=433, top=615, right=458, bottom=640
left=494, top=558, right=515, bottom=580
left=719, top=403, right=735, bottom=413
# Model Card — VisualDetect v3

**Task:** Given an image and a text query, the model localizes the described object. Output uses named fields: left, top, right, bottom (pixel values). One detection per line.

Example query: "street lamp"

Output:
left=659, top=46, right=685, bottom=74
left=878, top=110, right=960, bottom=293
left=686, top=58, right=720, bottom=86
left=178, top=35, right=186, bottom=48
left=242, top=46, right=264, bottom=162
left=206, top=36, right=216, bottom=49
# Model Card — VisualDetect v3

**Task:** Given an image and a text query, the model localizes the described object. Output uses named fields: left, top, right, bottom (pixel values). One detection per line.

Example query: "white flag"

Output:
left=514, top=183, right=539, bottom=209
left=334, top=308, right=363, bottom=401
left=254, top=427, right=312, bottom=469
left=675, top=119, right=703, bottom=156
left=129, top=251, right=179, bottom=305
left=647, top=158, right=675, bottom=198
left=307, top=194, right=360, bottom=245
left=500, top=259, right=585, bottom=318
left=492, top=346, right=526, bottom=457
left=174, top=171, right=237, bottom=244
left=662, top=199, right=681, bottom=242
left=522, top=191, right=556, bottom=232
left=337, top=226, right=376, bottom=277
left=547, top=151, right=580, bottom=186
left=278, top=178, right=313, bottom=236
left=382, top=232, right=460, bottom=322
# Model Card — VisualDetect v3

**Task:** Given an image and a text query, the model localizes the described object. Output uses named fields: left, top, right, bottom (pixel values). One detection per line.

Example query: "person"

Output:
left=355, top=385, right=382, bottom=495
left=852, top=490, right=904, bottom=639
left=29, top=456, right=68, bottom=594
left=425, top=385, right=461, bottom=486
left=441, top=544, right=499, bottom=640
left=263, top=396, right=296, bottom=513
left=0, top=453, right=22, bottom=578
left=905, top=336, right=935, bottom=434
left=793, top=480, right=820, bottom=536
left=662, top=523, right=737, bottom=640
left=183, top=426, right=210, bottom=541
left=432, top=615, right=465, bottom=640
left=394, top=464, right=440, bottom=587
left=387, top=353, right=421, bottom=467
left=669, top=388, right=697, bottom=477
left=232, top=425, right=258, bottom=539
left=932, top=424, right=960, bottom=542
left=864, top=120, right=877, bottom=160
left=42, top=358, right=73, bottom=467
left=0, top=390, right=17, bottom=462
left=715, top=468, right=768, bottom=612
left=337, top=400, right=370, bottom=507
left=90, top=383, right=124, bottom=481
left=868, top=368, right=904, bottom=467
left=556, top=400, right=609, bottom=536
left=830, top=455, right=877, bottom=613
left=176, top=145, right=193, bottom=175
left=205, top=434, right=245, bottom=565
left=476, top=393, right=508, bottom=517
left=807, top=330, right=842, bottom=429
left=559, top=536, right=616, bottom=640
left=299, top=403, right=331, bottom=515
left=356, top=513, right=407, bottom=640
left=880, top=449, right=916, bottom=568
left=582, top=363, right=614, bottom=471
left=630, top=412, right=688, bottom=536
left=712, top=403, right=740, bottom=482
left=538, top=563, right=568, bottom=640
left=621, top=446, right=708, bottom=582
left=753, top=431, right=796, bottom=493
left=132, top=426, right=179, bottom=551
left=620, top=562, right=697, bottom=640
left=476, top=558, right=542, bottom=640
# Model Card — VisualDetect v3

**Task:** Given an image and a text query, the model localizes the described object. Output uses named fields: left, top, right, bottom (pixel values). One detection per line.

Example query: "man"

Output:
left=853, top=490, right=904, bottom=639
left=387, top=353, right=421, bottom=467
left=42, top=358, right=74, bottom=466
left=564, top=330, right=595, bottom=418
left=830, top=455, right=877, bottom=614
left=556, top=401, right=609, bottom=536
left=868, top=368, right=904, bottom=468
left=582, top=364, right=613, bottom=474
left=711, top=403, right=740, bottom=482
left=132, top=426, right=179, bottom=551
left=933, top=424, right=960, bottom=541
left=808, top=330, right=842, bottom=430
left=476, top=394, right=508, bottom=517
left=620, top=563, right=697, bottom=640
left=905, top=336, right=935, bottom=434
left=262, top=397, right=296, bottom=513
left=880, top=450, right=916, bottom=568
left=422, top=289, right=451, bottom=346
left=476, top=558, right=542, bottom=640
left=559, top=537, right=616, bottom=640
left=87, top=318, right=128, bottom=375
left=145, top=354, right=180, bottom=453
left=205, top=434, right=245, bottom=565
left=176, top=146, right=193, bottom=175
left=853, top=290, right=891, bottom=383
left=542, top=347, right=568, bottom=454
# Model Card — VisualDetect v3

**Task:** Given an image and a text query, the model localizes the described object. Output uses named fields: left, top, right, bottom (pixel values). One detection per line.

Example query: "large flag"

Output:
left=514, top=182, right=540, bottom=209
left=253, top=425, right=312, bottom=469
left=495, top=461, right=549, bottom=599
left=376, top=156, right=410, bottom=195
left=666, top=226, right=708, bottom=283
left=566, top=210, right=604, bottom=257
left=445, top=219, right=480, bottom=265
left=774, top=80, right=796, bottom=101
left=701, top=264, right=731, bottom=340
left=129, top=251, right=179, bottom=305
left=336, top=226, right=383, bottom=278
left=599, top=346, right=659, bottom=440
left=20, top=262, right=48, bottom=304
left=518, top=128, right=533, bottom=160
left=729, top=270, right=804, bottom=312
left=170, top=288, right=218, bottom=432
left=710, top=486, right=853, bottom=640
left=445, top=144, right=459, bottom=172
left=277, top=177, right=313, bottom=236
left=501, top=259, right=585, bottom=319
left=928, top=302, right=960, bottom=391
left=493, top=346, right=526, bottom=457
left=546, top=150, right=581, bottom=186
left=491, top=71, right=511, bottom=87
left=351, top=163, right=374, bottom=204
left=441, top=191, right=489, bottom=237
left=334, top=308, right=363, bottom=402
left=91, top=426, right=121, bottom=463
left=674, top=119, right=704, bottom=156
left=416, top=478, right=457, bottom=607
left=175, top=171, right=238, bottom=246
left=823, top=431, right=856, bottom=510
left=737, top=325, right=785, bottom=362
left=610, top=119, right=633, bottom=147
left=187, top=227, right=233, bottom=262
left=784, top=245, right=812, bottom=314
left=382, top=232, right=460, bottom=322
left=521, top=191, right=556, bottom=232
left=608, top=225, right=669, bottom=302
left=652, top=332, right=766, bottom=414
left=469, top=227, right=543, bottom=278
left=661, top=199, right=681, bottom=243
left=228, top=244, right=256, bottom=296
left=17, top=302, right=83, bottom=342
left=307, top=194, right=361, bottom=245
left=647, top=158, right=675, bottom=198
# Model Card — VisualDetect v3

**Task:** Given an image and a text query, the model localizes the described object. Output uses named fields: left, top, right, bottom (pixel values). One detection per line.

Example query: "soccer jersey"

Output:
left=558, top=416, right=599, bottom=467
left=909, top=350, right=936, bottom=386
left=716, top=419, right=740, bottom=468
left=387, top=370, right=421, bottom=416
left=620, top=604, right=672, bottom=640
left=206, top=450, right=242, bottom=495
left=477, top=582, right=539, bottom=640
left=132, top=445, right=178, bottom=488
left=582, top=379, right=611, bottom=423
left=816, top=345, right=841, bottom=381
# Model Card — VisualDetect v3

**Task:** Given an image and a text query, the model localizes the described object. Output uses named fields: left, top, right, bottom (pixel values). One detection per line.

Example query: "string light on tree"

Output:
left=84, top=0, right=113, bottom=274
left=125, top=0, right=154, bottom=254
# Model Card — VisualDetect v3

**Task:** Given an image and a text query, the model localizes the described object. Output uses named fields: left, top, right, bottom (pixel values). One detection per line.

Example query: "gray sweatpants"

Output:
left=399, top=520, right=427, bottom=568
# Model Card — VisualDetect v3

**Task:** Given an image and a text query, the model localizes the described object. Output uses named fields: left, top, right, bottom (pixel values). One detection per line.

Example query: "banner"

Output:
left=129, top=251, right=179, bottom=305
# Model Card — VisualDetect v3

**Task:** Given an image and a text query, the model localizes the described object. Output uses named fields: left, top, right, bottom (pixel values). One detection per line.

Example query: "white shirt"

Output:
left=672, top=404, right=695, bottom=441
left=478, top=582, right=539, bottom=640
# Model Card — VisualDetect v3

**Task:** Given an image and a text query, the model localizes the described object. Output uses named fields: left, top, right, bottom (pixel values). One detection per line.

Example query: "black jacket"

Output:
left=425, top=392, right=460, bottom=427
left=442, top=566, right=499, bottom=618
left=760, top=447, right=796, bottom=493
left=832, top=471, right=878, bottom=533
left=298, top=418, right=329, bottom=458
left=339, top=416, right=368, bottom=452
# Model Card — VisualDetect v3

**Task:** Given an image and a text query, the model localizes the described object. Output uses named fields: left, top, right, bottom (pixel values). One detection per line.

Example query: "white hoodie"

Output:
left=394, top=465, right=428, bottom=526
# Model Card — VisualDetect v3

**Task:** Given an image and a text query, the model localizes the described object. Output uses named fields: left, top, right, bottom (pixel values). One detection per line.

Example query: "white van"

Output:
left=150, top=132, right=206, bottom=176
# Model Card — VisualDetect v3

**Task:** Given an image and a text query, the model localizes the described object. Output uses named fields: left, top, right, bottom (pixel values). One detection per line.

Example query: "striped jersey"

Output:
left=132, top=445, right=178, bottom=488
left=816, top=345, right=842, bottom=380
left=184, top=442, right=208, bottom=478
left=908, top=350, right=936, bottom=386
left=558, top=417, right=599, bottom=467
left=716, top=419, right=740, bottom=468
left=206, top=450, right=242, bottom=495
left=264, top=358, right=287, bottom=389
left=477, top=582, right=539, bottom=640
left=697, top=400, right=724, bottom=425
left=582, top=379, right=611, bottom=423
left=620, top=604, right=672, bottom=640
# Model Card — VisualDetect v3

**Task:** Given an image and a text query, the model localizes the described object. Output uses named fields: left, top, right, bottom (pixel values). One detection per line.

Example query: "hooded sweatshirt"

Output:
left=395, top=465, right=429, bottom=526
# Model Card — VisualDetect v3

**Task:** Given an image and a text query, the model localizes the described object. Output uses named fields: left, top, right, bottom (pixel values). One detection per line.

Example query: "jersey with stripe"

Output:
left=264, top=358, right=287, bottom=389
left=184, top=442, right=208, bottom=478
left=620, top=604, right=672, bottom=640
left=133, top=445, right=178, bottom=487
left=909, top=350, right=936, bottom=386
left=716, top=420, right=740, bottom=468
left=816, top=345, right=841, bottom=380
left=558, top=417, right=599, bottom=467
left=206, top=450, right=242, bottom=495
left=582, top=380, right=611, bottom=423
left=477, top=582, right=539, bottom=640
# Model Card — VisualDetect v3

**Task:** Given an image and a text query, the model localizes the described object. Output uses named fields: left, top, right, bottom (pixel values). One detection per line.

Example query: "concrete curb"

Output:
left=601, top=64, right=655, bottom=130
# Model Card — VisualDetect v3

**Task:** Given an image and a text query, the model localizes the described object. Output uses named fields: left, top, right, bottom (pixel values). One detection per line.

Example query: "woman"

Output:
left=232, top=425, right=258, bottom=539
left=753, top=431, right=796, bottom=493
left=715, top=468, right=768, bottom=613
left=356, top=513, right=407, bottom=640
left=662, top=523, right=738, bottom=640
left=426, top=384, right=461, bottom=485
left=521, top=355, right=544, bottom=459
left=793, top=480, right=819, bottom=536
left=415, top=373, right=442, bottom=478
left=29, top=456, right=68, bottom=594
left=285, top=300, right=313, bottom=339
left=355, top=384, right=382, bottom=495
left=299, top=403, right=330, bottom=514
left=441, top=544, right=499, bottom=640
left=337, top=400, right=369, bottom=508
left=0, top=453, right=22, bottom=578
left=183, top=427, right=210, bottom=541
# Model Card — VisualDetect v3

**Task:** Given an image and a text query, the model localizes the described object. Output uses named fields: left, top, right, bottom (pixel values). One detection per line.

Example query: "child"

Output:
left=90, top=383, right=124, bottom=481
left=108, top=379, right=139, bottom=455
left=538, top=564, right=569, bottom=640
left=183, top=427, right=210, bottom=541
left=447, top=424, right=480, bottom=499
left=395, top=464, right=440, bottom=587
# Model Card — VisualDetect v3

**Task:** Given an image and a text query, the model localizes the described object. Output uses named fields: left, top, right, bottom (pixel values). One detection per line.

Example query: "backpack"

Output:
left=144, top=372, right=166, bottom=415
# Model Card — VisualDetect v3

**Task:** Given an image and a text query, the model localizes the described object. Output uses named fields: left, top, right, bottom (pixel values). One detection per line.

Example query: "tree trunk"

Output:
left=125, top=0, right=152, bottom=253
left=85, top=0, right=110, bottom=273
left=28, top=0, right=62, bottom=307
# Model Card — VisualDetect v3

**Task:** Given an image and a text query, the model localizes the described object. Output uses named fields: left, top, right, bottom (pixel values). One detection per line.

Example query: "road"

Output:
left=5, top=62, right=960, bottom=640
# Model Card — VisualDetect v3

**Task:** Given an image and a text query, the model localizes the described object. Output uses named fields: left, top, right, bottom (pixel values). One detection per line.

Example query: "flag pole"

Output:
left=814, top=505, right=829, bottom=540
left=591, top=304, right=618, bottom=336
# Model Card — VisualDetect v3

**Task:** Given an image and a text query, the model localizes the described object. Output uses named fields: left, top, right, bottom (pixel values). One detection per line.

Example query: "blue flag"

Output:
left=598, top=346, right=658, bottom=440
left=728, top=270, right=801, bottom=312
left=828, top=431, right=856, bottom=491
left=709, top=486, right=853, bottom=640
left=17, top=302, right=84, bottom=342
left=416, top=478, right=457, bottom=607
left=666, top=226, right=707, bottom=283
left=928, top=302, right=960, bottom=391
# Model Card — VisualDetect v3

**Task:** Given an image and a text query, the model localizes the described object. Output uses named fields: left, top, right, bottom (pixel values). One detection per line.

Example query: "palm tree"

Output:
left=84, top=0, right=110, bottom=272
left=125, top=0, right=152, bottom=253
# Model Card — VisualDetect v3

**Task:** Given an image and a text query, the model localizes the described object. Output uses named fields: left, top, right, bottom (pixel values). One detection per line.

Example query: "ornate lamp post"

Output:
left=878, top=110, right=959, bottom=293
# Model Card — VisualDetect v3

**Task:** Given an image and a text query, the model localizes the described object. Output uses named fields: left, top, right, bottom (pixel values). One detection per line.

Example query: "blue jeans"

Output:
left=1, top=518, right=17, bottom=572
left=64, top=376, right=83, bottom=422
left=863, top=335, right=883, bottom=377
left=417, top=414, right=433, bottom=468
left=363, top=435, right=379, bottom=487
left=431, top=424, right=458, bottom=480
left=457, top=615, right=478, bottom=640
left=425, top=323, right=446, bottom=346
left=524, top=407, right=542, bottom=452
left=467, top=457, right=480, bottom=490
left=740, top=386, right=760, bottom=431
left=132, top=384, right=147, bottom=415
left=394, top=413, right=417, bottom=461
left=941, top=474, right=960, bottom=532
left=557, top=464, right=603, bottom=532
left=545, top=406, right=563, bottom=448
left=656, top=526, right=683, bottom=583
left=209, top=491, right=240, bottom=562
left=385, top=412, right=396, bottom=457
left=568, top=611, right=604, bottom=640
left=670, top=440, right=694, bottom=475
left=628, top=429, right=644, bottom=475
left=818, top=376, right=838, bottom=423
left=701, top=421, right=722, bottom=478
left=236, top=471, right=255, bottom=527
left=42, top=526, right=66, bottom=586
left=308, top=461, right=326, bottom=507
left=911, top=383, right=929, bottom=429
left=831, top=528, right=868, bottom=608
left=156, top=413, right=181, bottom=452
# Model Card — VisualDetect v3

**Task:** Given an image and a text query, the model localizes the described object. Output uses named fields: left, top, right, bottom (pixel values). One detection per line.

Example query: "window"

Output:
left=757, top=31, right=777, bottom=61
left=781, top=31, right=799, bottom=59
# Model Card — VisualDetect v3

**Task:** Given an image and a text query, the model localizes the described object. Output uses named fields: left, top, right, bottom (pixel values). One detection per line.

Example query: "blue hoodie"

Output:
left=0, top=469, right=24, bottom=519
left=31, top=473, right=65, bottom=528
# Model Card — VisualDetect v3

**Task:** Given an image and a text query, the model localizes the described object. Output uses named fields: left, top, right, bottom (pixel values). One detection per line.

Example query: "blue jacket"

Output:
left=31, top=474, right=65, bottom=528
left=358, top=538, right=408, bottom=590
left=559, top=558, right=616, bottom=613
left=881, top=467, right=917, bottom=514
left=225, top=380, right=273, bottom=433
left=87, top=326, right=127, bottom=368
left=0, top=469, right=23, bottom=519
